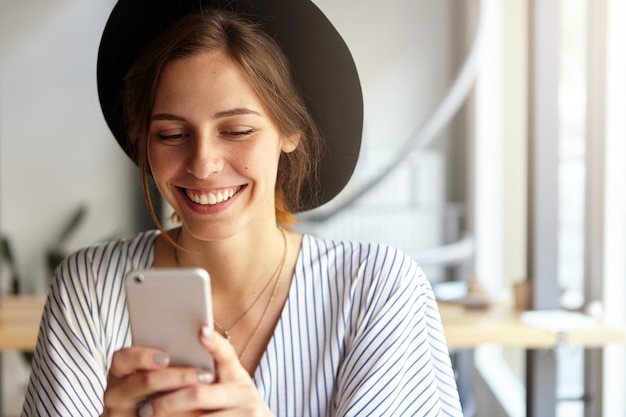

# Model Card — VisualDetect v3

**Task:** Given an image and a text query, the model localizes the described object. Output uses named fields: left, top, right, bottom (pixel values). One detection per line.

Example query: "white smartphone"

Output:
left=125, top=268, right=215, bottom=372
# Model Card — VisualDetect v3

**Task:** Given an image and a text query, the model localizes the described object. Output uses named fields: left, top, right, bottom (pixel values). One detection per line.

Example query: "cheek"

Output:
left=148, top=144, right=175, bottom=174
left=146, top=151, right=175, bottom=191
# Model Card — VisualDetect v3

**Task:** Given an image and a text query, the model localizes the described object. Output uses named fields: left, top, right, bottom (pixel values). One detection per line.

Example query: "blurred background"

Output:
left=1, top=0, right=625, bottom=416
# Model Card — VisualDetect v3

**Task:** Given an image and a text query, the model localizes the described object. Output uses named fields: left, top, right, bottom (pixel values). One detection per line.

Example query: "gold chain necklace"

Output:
left=173, top=227, right=287, bottom=357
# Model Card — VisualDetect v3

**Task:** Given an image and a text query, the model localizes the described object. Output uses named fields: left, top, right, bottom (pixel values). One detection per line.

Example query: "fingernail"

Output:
left=198, top=369, right=214, bottom=384
left=137, top=402, right=154, bottom=417
left=153, top=352, right=170, bottom=366
left=201, top=325, right=213, bottom=341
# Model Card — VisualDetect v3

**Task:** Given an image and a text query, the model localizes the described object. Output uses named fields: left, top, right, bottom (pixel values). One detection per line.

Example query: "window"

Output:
left=474, top=0, right=626, bottom=415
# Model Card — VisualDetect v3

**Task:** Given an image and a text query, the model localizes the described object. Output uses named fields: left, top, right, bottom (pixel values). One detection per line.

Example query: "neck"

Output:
left=173, top=224, right=288, bottom=296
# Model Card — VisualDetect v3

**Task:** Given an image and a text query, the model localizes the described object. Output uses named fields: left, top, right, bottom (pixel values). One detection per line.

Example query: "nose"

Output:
left=185, top=136, right=223, bottom=179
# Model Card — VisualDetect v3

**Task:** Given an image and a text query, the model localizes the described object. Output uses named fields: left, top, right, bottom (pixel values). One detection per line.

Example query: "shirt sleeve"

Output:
left=21, top=249, right=109, bottom=417
left=333, top=246, right=463, bottom=416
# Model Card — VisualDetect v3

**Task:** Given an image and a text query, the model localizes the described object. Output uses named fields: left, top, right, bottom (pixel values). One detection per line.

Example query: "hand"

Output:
left=123, top=328, right=274, bottom=416
left=102, top=346, right=213, bottom=417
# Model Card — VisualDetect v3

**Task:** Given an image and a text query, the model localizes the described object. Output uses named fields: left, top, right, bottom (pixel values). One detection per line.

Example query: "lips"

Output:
left=185, top=186, right=242, bottom=206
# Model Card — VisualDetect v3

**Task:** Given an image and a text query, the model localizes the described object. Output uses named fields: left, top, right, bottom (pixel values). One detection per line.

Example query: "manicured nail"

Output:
left=153, top=352, right=170, bottom=366
left=137, top=402, right=154, bottom=417
left=198, top=370, right=214, bottom=384
left=201, top=325, right=213, bottom=341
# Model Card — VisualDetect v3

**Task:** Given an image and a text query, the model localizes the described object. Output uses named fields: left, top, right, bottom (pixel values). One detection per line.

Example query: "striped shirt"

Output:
left=21, top=230, right=462, bottom=416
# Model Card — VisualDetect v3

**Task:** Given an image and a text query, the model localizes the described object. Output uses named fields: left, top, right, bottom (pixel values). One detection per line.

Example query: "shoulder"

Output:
left=65, top=229, right=158, bottom=266
left=300, top=234, right=426, bottom=289
left=301, top=234, right=421, bottom=270
left=52, top=230, right=159, bottom=292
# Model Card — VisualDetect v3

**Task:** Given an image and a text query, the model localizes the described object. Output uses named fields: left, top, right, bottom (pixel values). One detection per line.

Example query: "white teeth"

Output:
left=187, top=188, right=237, bottom=206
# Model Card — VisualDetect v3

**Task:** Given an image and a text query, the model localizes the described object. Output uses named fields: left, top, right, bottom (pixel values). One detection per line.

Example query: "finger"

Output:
left=109, top=346, right=170, bottom=378
left=104, top=347, right=170, bottom=414
left=199, top=326, right=249, bottom=382
left=143, top=379, right=260, bottom=416
left=105, top=367, right=212, bottom=413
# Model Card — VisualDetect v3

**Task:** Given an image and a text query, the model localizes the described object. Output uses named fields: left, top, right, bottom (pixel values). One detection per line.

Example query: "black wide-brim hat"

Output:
left=97, top=0, right=363, bottom=211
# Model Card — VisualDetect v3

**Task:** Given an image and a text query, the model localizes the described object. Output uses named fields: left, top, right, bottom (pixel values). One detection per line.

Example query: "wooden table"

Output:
left=0, top=295, right=45, bottom=415
left=0, top=296, right=45, bottom=350
left=439, top=302, right=626, bottom=349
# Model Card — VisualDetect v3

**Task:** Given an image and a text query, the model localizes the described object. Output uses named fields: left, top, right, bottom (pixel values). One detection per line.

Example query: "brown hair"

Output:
left=122, top=8, right=321, bottom=238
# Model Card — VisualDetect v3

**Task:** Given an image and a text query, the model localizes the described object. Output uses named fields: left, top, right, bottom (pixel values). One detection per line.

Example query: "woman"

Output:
left=22, top=1, right=462, bottom=416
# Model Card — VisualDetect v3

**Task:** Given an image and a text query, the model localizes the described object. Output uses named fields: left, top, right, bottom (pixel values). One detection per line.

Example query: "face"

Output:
left=148, top=51, right=298, bottom=241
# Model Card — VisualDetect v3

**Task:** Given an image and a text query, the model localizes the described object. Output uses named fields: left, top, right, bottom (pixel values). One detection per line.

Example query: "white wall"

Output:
left=0, top=0, right=136, bottom=294
left=314, top=0, right=455, bottom=192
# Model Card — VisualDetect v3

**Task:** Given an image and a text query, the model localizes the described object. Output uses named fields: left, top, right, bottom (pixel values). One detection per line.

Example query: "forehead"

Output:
left=153, top=51, right=267, bottom=116
left=159, top=51, right=245, bottom=90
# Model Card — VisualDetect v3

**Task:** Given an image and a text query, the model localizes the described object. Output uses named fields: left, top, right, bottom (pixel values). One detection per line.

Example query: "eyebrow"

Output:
left=151, top=107, right=262, bottom=122
left=214, top=108, right=262, bottom=118
left=151, top=113, right=186, bottom=122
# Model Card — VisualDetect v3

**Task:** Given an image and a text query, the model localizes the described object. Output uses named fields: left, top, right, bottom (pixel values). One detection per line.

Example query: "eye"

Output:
left=158, top=132, right=187, bottom=140
left=155, top=130, right=190, bottom=142
left=221, top=128, right=255, bottom=138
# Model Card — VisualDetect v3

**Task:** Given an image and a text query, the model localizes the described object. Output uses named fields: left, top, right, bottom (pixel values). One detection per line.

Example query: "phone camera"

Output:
left=134, top=275, right=144, bottom=284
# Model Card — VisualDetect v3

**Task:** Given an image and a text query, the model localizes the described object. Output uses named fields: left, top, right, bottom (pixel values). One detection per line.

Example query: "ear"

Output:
left=281, top=132, right=301, bottom=153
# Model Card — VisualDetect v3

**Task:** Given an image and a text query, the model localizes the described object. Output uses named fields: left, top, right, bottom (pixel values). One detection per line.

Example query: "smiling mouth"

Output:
left=185, top=186, right=243, bottom=206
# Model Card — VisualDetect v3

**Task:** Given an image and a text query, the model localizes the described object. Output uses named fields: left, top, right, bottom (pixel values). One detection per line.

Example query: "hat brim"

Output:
left=97, top=0, right=363, bottom=212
